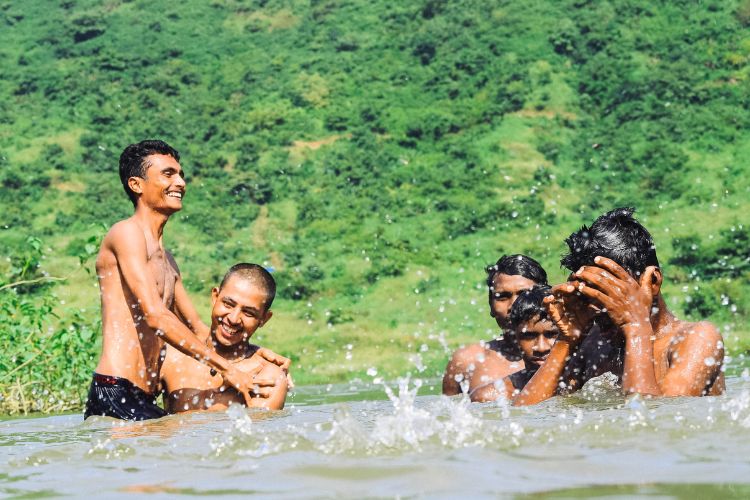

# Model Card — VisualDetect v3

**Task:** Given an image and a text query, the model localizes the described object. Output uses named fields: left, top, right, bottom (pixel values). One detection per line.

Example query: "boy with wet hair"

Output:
left=160, top=263, right=288, bottom=412
left=442, top=254, right=549, bottom=401
left=469, top=285, right=559, bottom=402
left=85, top=141, right=288, bottom=421
left=513, top=207, right=725, bottom=406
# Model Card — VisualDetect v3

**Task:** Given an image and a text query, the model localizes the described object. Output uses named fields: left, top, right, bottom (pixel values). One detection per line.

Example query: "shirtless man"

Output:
left=161, top=263, right=288, bottom=412
left=468, top=285, right=559, bottom=402
left=84, top=140, right=285, bottom=420
left=442, top=254, right=548, bottom=401
left=514, top=207, right=725, bottom=406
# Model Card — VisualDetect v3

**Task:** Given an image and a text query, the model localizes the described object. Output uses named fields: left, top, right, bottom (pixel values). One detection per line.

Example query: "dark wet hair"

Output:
left=561, top=207, right=659, bottom=277
left=486, top=254, right=548, bottom=290
left=119, top=140, right=180, bottom=206
left=220, top=263, right=276, bottom=311
left=510, top=285, right=552, bottom=331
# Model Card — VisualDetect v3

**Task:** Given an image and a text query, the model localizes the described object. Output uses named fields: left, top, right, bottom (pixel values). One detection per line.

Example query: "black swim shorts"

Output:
left=84, top=373, right=167, bottom=421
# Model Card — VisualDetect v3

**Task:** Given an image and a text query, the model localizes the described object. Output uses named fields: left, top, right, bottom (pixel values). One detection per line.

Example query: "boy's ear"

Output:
left=211, top=286, right=220, bottom=306
left=128, top=176, right=144, bottom=195
left=641, top=266, right=662, bottom=295
left=260, top=310, right=273, bottom=327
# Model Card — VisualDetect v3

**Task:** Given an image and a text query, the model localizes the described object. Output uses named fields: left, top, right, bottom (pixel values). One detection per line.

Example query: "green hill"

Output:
left=1, top=0, right=749, bottom=414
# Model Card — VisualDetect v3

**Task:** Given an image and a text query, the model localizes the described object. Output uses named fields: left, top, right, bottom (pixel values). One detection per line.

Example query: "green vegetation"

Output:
left=1, top=0, right=749, bottom=414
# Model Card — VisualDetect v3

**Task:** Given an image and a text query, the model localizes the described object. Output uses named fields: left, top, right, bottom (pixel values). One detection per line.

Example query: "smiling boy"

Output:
left=160, top=263, right=288, bottom=412
left=85, top=141, right=285, bottom=420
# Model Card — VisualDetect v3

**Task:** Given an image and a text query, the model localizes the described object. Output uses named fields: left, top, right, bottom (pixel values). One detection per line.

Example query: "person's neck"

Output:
left=650, top=294, right=676, bottom=339
left=211, top=336, right=252, bottom=362
left=133, top=204, right=170, bottom=241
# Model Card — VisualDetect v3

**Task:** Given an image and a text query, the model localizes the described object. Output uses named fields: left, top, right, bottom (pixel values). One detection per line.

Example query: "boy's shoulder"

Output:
left=668, top=319, right=723, bottom=354
left=240, top=345, right=283, bottom=375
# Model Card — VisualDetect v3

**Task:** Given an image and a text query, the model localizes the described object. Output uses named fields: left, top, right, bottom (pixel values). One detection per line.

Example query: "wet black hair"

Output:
left=510, top=285, right=552, bottom=331
left=561, top=207, right=659, bottom=277
left=119, top=139, right=180, bottom=206
left=486, top=254, right=548, bottom=293
left=220, top=263, right=276, bottom=311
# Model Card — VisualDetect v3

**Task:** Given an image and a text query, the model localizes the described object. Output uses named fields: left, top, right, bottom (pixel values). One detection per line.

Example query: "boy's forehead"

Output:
left=218, top=276, right=269, bottom=306
left=145, top=153, right=181, bottom=171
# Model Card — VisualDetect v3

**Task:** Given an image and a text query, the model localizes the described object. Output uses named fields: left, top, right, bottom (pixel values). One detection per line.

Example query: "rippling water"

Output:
left=3, top=369, right=750, bottom=498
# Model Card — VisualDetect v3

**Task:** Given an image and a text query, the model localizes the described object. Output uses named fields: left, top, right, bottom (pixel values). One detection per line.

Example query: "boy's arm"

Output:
left=512, top=284, right=588, bottom=406
left=247, top=362, right=288, bottom=410
left=512, top=339, right=573, bottom=406
left=575, top=257, right=661, bottom=396
left=108, top=223, right=252, bottom=403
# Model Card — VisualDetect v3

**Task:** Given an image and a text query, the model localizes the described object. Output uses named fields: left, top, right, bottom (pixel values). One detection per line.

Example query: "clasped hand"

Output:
left=221, top=364, right=277, bottom=406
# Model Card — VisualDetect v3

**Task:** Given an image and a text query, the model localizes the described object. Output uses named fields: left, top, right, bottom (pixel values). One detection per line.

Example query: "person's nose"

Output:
left=174, top=173, right=186, bottom=189
left=534, top=335, right=553, bottom=354
left=226, top=307, right=241, bottom=325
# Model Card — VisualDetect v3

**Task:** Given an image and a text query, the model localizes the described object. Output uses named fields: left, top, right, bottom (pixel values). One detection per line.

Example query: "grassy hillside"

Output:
left=1, top=0, right=749, bottom=414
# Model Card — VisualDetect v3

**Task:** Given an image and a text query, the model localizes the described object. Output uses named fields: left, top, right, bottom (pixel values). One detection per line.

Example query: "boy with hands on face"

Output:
left=513, top=207, right=724, bottom=406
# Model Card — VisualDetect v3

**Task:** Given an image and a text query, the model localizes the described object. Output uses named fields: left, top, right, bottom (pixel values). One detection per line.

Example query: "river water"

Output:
left=3, top=369, right=750, bottom=498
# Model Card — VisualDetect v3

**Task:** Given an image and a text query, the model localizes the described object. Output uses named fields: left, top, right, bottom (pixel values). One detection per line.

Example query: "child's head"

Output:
left=561, top=207, right=659, bottom=279
left=210, top=263, right=276, bottom=347
left=508, top=285, right=558, bottom=368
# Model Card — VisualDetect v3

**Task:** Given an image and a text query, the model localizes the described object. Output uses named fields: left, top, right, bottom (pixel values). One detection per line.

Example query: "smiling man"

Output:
left=85, top=140, right=285, bottom=421
left=161, top=263, right=288, bottom=412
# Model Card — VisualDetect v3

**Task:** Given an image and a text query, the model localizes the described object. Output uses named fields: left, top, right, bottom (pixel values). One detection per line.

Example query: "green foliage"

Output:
left=1, top=0, right=749, bottom=412
left=0, top=288, right=101, bottom=415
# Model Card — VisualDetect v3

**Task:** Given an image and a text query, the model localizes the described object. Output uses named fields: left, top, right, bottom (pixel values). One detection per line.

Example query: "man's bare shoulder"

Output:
left=450, top=342, right=520, bottom=369
left=670, top=320, right=723, bottom=354
left=102, top=218, right=143, bottom=249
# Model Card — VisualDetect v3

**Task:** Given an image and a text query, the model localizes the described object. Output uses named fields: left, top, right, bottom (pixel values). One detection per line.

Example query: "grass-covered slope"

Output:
left=1, top=0, right=749, bottom=413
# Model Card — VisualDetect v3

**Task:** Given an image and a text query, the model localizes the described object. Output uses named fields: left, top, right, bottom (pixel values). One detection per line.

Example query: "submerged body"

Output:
left=161, top=344, right=287, bottom=412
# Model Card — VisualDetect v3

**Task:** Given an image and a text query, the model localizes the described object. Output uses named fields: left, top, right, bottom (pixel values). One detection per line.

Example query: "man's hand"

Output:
left=221, top=364, right=277, bottom=405
left=255, top=347, right=294, bottom=389
left=573, top=257, right=656, bottom=333
left=544, top=282, right=594, bottom=346
left=255, top=347, right=291, bottom=371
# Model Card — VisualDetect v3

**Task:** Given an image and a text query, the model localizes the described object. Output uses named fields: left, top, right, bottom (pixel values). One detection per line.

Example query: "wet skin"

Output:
left=470, top=315, right=558, bottom=403
left=160, top=275, right=288, bottom=412
left=442, top=273, right=539, bottom=400
left=93, top=154, right=279, bottom=405
left=513, top=257, right=724, bottom=406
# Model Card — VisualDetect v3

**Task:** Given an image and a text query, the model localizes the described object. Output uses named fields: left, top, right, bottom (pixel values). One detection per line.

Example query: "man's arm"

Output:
left=575, top=257, right=661, bottom=396
left=171, top=264, right=210, bottom=340
left=442, top=346, right=473, bottom=395
left=247, top=362, right=288, bottom=410
left=108, top=223, right=252, bottom=403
